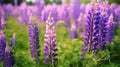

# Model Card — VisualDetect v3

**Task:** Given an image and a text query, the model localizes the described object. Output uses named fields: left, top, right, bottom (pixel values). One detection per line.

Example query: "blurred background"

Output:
left=1, top=0, right=120, bottom=5
left=0, top=0, right=120, bottom=67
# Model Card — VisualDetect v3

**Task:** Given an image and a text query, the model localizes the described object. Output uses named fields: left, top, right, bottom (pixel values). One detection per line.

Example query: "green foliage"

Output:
left=81, top=0, right=90, bottom=4
left=44, top=0, right=62, bottom=5
left=2, top=0, right=24, bottom=5
left=44, top=0, right=53, bottom=5
left=109, top=0, right=120, bottom=4
left=27, top=1, right=35, bottom=5
left=55, top=0, right=62, bottom=4
left=3, top=17, right=120, bottom=67
left=81, top=0, right=120, bottom=4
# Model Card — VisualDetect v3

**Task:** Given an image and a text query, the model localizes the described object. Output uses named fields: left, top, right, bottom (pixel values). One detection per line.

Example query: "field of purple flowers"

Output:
left=0, top=0, right=120, bottom=67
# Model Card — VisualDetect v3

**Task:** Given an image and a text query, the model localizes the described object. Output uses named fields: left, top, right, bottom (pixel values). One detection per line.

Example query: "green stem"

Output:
left=84, top=59, right=89, bottom=67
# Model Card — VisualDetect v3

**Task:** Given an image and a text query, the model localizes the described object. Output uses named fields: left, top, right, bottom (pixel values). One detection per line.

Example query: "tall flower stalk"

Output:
left=28, top=17, right=40, bottom=61
left=82, top=1, right=102, bottom=54
left=1, top=16, right=5, bottom=30
left=81, top=0, right=114, bottom=60
left=106, top=15, right=114, bottom=44
left=0, top=30, right=6, bottom=61
left=70, top=24, right=77, bottom=40
left=4, top=45, right=14, bottom=67
left=0, top=15, right=6, bottom=61
left=0, top=14, right=15, bottom=67
left=44, top=14, right=57, bottom=67
left=70, top=0, right=80, bottom=27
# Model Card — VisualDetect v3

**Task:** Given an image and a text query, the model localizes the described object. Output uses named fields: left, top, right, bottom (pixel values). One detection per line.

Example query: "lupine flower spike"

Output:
left=44, top=14, right=57, bottom=66
left=0, top=30, right=6, bottom=60
left=80, top=0, right=114, bottom=60
left=28, top=15, right=40, bottom=61
left=1, top=16, right=5, bottom=30
left=106, top=15, right=114, bottom=45
left=70, top=24, right=77, bottom=40
left=4, top=45, right=14, bottom=67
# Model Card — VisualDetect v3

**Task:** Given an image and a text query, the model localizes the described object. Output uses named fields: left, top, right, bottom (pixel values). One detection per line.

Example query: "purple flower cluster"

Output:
left=41, top=4, right=58, bottom=23
left=77, top=13, right=85, bottom=38
left=4, top=45, right=14, bottom=67
left=109, top=3, right=120, bottom=27
left=0, top=30, right=6, bottom=60
left=70, top=0, right=80, bottom=21
left=70, top=0, right=80, bottom=27
left=81, top=1, right=114, bottom=59
left=0, top=15, right=5, bottom=30
left=28, top=20, right=40, bottom=61
left=18, top=2, right=29, bottom=24
left=58, top=3, right=70, bottom=29
left=107, top=15, right=114, bottom=44
left=35, top=0, right=44, bottom=22
left=99, top=0, right=112, bottom=50
left=14, top=0, right=18, bottom=6
left=0, top=13, right=6, bottom=63
left=0, top=15, right=15, bottom=67
left=112, top=5, right=120, bottom=27
left=70, top=24, right=77, bottom=40
left=0, top=7, right=6, bottom=30
left=44, top=14, right=57, bottom=65
left=1, top=4, right=13, bottom=20
left=100, top=11, right=109, bottom=50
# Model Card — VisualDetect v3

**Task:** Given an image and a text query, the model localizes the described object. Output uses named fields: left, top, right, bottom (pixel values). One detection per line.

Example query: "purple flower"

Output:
left=62, top=0, right=66, bottom=4
left=1, top=4, right=13, bottom=20
left=36, top=0, right=44, bottom=6
left=92, top=4, right=102, bottom=52
left=11, top=6, right=20, bottom=18
left=28, top=21, right=35, bottom=56
left=14, top=0, right=18, bottom=6
left=70, top=0, right=80, bottom=27
left=70, top=24, right=77, bottom=40
left=80, top=1, right=114, bottom=59
left=44, top=14, right=57, bottom=65
left=77, top=13, right=85, bottom=38
left=114, top=7, right=120, bottom=26
left=18, top=2, right=29, bottom=24
left=0, top=16, right=5, bottom=30
left=35, top=0, right=44, bottom=22
left=110, top=4, right=119, bottom=23
left=41, top=6, right=50, bottom=22
left=99, top=0, right=112, bottom=50
left=70, top=0, right=80, bottom=20
left=33, top=23, right=40, bottom=57
left=4, top=45, right=14, bottom=67
left=106, top=15, right=114, bottom=44
left=50, top=4, right=58, bottom=23
left=100, top=11, right=109, bottom=50
left=77, top=13, right=83, bottom=29
left=0, top=30, right=6, bottom=60
left=28, top=20, right=40, bottom=61
left=41, top=5, right=58, bottom=23
left=80, top=4, right=86, bottom=14
left=58, top=4, right=70, bottom=29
